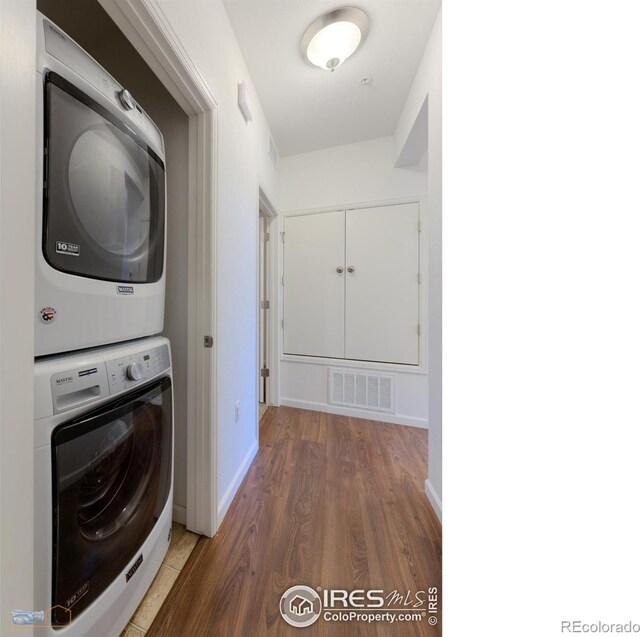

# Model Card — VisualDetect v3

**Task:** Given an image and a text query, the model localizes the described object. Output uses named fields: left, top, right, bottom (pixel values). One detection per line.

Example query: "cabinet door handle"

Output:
left=347, top=266, right=355, bottom=273
left=336, top=266, right=344, bottom=274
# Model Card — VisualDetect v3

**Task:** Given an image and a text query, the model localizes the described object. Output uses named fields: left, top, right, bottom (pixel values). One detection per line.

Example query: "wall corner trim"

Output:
left=424, top=478, right=442, bottom=522
left=172, top=503, right=187, bottom=525
left=280, top=398, right=428, bottom=429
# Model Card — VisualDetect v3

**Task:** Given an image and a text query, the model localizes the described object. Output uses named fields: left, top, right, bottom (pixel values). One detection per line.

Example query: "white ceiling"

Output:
left=223, top=0, right=441, bottom=157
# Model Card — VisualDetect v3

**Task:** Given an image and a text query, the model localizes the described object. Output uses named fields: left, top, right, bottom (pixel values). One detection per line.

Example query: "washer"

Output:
left=35, top=13, right=167, bottom=357
left=34, top=336, right=174, bottom=636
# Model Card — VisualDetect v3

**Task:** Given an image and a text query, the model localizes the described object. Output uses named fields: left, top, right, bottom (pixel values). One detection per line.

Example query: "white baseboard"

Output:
left=172, top=503, right=186, bottom=525
left=424, top=479, right=442, bottom=522
left=217, top=439, right=259, bottom=523
left=279, top=398, right=428, bottom=429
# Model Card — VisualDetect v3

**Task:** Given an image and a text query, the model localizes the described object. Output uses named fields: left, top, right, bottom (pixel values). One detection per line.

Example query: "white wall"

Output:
left=395, top=10, right=442, bottom=517
left=152, top=0, right=279, bottom=518
left=279, top=136, right=426, bottom=211
left=159, top=107, right=190, bottom=521
left=0, top=1, right=37, bottom=634
left=395, top=10, right=441, bottom=168
left=278, top=136, right=428, bottom=428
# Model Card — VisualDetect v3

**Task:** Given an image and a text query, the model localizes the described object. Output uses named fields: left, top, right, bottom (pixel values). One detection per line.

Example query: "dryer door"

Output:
left=43, top=72, right=165, bottom=283
left=51, top=377, right=172, bottom=625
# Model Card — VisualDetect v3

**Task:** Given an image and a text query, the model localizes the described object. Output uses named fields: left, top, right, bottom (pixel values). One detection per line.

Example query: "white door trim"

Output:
left=99, top=0, right=218, bottom=536
left=259, top=181, right=278, bottom=219
left=257, top=182, right=280, bottom=409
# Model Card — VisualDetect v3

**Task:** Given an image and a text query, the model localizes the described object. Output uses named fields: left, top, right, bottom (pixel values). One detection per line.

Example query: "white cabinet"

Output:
left=283, top=202, right=420, bottom=365
left=283, top=211, right=346, bottom=358
left=345, top=203, right=420, bottom=364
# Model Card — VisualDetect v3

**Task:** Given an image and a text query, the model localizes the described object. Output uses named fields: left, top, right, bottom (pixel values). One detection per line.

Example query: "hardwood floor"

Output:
left=147, top=407, right=441, bottom=637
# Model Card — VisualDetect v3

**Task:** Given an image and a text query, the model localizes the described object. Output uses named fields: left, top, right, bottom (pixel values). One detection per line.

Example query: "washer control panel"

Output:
left=106, top=343, right=170, bottom=394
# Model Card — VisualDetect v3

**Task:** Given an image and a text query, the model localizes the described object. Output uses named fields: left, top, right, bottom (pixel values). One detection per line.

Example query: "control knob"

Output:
left=118, top=88, right=135, bottom=111
left=126, top=362, right=145, bottom=381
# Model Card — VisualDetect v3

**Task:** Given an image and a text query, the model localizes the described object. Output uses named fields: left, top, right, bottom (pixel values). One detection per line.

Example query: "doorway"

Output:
left=258, top=211, right=269, bottom=419
left=258, top=185, right=277, bottom=424
left=258, top=204, right=273, bottom=422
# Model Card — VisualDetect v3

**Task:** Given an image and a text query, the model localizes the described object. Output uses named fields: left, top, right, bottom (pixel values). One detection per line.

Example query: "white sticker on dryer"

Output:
left=39, top=307, right=57, bottom=323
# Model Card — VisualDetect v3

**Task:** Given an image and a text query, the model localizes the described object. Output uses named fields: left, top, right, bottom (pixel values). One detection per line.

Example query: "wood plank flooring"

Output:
left=146, top=407, right=441, bottom=637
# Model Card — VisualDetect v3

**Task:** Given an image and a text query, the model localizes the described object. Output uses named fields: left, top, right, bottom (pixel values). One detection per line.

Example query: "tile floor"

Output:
left=120, top=522, right=199, bottom=637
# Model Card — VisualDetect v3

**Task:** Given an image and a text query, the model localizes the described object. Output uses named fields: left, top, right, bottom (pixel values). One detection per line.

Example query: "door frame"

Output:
left=258, top=213, right=267, bottom=406
left=99, top=0, right=218, bottom=536
left=257, top=182, right=279, bottom=418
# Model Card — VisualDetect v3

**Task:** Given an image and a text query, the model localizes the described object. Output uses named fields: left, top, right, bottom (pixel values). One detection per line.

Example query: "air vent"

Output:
left=268, top=135, right=278, bottom=168
left=328, top=368, right=395, bottom=413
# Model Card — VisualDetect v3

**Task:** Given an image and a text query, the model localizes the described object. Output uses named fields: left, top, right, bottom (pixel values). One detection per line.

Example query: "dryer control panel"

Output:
left=40, top=15, right=164, bottom=154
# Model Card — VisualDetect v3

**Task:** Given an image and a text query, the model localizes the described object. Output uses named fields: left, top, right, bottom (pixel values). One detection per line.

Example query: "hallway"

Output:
left=146, top=407, right=441, bottom=636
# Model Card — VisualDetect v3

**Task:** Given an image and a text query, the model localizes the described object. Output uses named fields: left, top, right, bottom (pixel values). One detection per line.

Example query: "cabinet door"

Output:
left=283, top=212, right=345, bottom=358
left=345, top=203, right=420, bottom=364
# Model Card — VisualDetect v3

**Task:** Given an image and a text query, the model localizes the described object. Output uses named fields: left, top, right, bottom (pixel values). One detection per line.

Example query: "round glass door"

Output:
left=44, top=72, right=165, bottom=283
left=69, top=125, right=151, bottom=258
left=77, top=406, right=158, bottom=541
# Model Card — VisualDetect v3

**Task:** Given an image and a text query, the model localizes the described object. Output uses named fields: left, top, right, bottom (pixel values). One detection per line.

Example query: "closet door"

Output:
left=345, top=203, right=420, bottom=364
left=283, top=212, right=345, bottom=358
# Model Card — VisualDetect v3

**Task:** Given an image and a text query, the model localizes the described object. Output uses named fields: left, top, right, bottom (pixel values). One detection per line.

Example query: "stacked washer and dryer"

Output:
left=33, top=13, right=175, bottom=637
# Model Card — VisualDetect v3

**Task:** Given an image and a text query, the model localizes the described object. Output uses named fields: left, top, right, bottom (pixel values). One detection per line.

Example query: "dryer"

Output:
left=33, top=337, right=174, bottom=637
left=35, top=13, right=167, bottom=357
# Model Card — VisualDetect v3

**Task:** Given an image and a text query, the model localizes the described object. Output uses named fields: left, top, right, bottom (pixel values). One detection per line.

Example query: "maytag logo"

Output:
left=117, top=285, right=134, bottom=295
left=47, top=23, right=66, bottom=40
left=125, top=554, right=143, bottom=582
left=56, top=376, right=73, bottom=385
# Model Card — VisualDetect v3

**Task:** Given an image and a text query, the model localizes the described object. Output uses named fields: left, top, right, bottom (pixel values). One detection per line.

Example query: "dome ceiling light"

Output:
left=300, top=7, right=369, bottom=71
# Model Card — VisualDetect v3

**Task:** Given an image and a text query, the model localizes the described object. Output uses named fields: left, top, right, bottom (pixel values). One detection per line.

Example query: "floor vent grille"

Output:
left=328, top=368, right=395, bottom=413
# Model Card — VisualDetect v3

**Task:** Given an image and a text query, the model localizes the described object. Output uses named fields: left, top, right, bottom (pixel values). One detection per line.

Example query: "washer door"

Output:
left=43, top=72, right=165, bottom=283
left=51, top=377, right=172, bottom=625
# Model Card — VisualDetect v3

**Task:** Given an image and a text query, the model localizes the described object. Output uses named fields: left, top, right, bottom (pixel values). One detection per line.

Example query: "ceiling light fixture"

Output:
left=301, top=7, right=369, bottom=72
